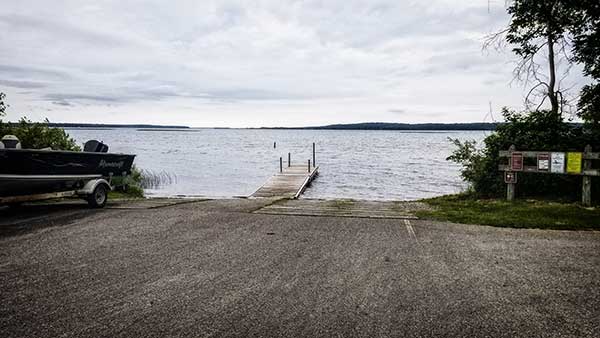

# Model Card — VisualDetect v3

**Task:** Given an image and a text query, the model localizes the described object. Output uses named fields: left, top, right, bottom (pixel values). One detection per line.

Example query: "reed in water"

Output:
left=140, top=169, right=177, bottom=189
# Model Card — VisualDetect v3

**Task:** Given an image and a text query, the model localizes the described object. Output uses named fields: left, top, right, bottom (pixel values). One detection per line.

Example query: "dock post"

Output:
left=280, top=157, right=283, bottom=173
left=312, top=142, right=316, bottom=166
left=308, top=159, right=311, bottom=173
left=583, top=145, right=592, bottom=206
left=288, top=153, right=291, bottom=167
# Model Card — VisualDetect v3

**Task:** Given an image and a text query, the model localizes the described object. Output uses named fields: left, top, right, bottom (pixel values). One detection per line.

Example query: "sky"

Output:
left=0, top=1, right=587, bottom=127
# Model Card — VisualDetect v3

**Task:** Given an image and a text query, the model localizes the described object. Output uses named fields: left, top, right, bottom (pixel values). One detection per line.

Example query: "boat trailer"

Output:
left=0, top=177, right=113, bottom=208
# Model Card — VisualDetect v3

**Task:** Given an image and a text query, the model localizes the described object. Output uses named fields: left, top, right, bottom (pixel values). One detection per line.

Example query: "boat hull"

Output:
left=0, top=149, right=135, bottom=176
left=0, top=149, right=135, bottom=197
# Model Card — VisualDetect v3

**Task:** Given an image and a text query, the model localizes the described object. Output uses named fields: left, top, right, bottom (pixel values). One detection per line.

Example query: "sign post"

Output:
left=498, top=146, right=599, bottom=205
left=583, top=145, right=592, bottom=206
left=505, top=145, right=518, bottom=202
left=504, top=171, right=517, bottom=201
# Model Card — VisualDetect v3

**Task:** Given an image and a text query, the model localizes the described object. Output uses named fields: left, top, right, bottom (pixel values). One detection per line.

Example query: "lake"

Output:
left=66, top=128, right=487, bottom=201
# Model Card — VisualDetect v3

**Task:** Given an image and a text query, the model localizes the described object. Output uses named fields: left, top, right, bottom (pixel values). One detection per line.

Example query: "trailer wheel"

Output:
left=87, top=184, right=108, bottom=208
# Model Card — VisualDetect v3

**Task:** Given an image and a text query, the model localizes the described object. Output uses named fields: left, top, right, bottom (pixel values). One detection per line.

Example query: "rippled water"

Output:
left=67, top=128, right=486, bottom=200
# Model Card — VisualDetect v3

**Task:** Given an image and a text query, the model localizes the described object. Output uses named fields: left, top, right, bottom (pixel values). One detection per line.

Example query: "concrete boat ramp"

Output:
left=254, top=198, right=427, bottom=219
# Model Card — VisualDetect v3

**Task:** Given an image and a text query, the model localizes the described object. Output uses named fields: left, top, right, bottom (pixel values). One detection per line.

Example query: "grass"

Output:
left=108, top=191, right=144, bottom=200
left=416, top=194, right=600, bottom=230
left=330, top=199, right=355, bottom=210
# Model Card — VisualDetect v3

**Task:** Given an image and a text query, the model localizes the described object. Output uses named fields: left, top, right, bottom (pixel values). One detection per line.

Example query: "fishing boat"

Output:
left=0, top=136, right=135, bottom=207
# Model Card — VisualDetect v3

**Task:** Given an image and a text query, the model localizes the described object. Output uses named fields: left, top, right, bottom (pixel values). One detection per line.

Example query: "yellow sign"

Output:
left=566, top=152, right=582, bottom=174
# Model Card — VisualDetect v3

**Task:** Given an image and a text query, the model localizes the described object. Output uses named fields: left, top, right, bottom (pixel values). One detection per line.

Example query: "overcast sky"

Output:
left=0, top=1, right=585, bottom=127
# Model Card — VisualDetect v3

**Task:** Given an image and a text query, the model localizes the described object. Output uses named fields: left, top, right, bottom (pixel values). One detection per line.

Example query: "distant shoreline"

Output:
left=259, top=122, right=500, bottom=131
left=50, top=123, right=190, bottom=129
left=50, top=122, right=500, bottom=131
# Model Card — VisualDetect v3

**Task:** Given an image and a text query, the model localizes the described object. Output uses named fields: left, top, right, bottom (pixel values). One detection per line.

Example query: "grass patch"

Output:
left=108, top=191, right=144, bottom=200
left=330, top=199, right=355, bottom=210
left=417, top=194, right=599, bottom=230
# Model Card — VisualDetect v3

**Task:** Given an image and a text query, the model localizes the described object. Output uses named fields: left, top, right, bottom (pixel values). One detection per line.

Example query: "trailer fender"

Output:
left=77, top=179, right=111, bottom=196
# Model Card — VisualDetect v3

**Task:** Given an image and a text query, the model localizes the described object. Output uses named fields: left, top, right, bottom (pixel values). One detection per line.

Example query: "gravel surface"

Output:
left=1, top=198, right=599, bottom=338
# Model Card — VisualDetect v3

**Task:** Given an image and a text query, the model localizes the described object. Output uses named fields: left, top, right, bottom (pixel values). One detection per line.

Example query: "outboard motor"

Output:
left=84, top=140, right=109, bottom=153
left=1, top=135, right=21, bottom=149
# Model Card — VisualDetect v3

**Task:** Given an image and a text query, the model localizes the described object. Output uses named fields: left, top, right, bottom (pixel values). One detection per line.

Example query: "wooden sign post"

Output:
left=504, top=171, right=517, bottom=201
left=583, top=145, right=592, bottom=206
left=506, top=145, right=517, bottom=201
left=499, top=144, right=597, bottom=206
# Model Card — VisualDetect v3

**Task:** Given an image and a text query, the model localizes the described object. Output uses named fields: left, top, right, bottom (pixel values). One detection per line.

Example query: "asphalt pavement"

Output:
left=1, top=198, right=599, bottom=337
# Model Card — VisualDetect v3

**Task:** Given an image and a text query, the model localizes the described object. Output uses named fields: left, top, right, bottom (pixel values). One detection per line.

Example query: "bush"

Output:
left=449, top=108, right=600, bottom=202
left=111, top=165, right=145, bottom=198
left=1, top=118, right=80, bottom=151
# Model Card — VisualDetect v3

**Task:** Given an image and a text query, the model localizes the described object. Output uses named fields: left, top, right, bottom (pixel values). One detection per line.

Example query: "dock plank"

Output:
left=251, top=165, right=319, bottom=198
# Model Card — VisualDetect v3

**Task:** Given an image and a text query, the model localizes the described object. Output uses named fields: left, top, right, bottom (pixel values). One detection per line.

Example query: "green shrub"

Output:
left=1, top=118, right=80, bottom=151
left=449, top=109, right=600, bottom=202
left=1, top=93, right=79, bottom=151
left=111, top=165, right=145, bottom=198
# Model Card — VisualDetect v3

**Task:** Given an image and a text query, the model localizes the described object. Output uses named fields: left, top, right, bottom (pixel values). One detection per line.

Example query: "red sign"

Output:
left=511, top=152, right=524, bottom=171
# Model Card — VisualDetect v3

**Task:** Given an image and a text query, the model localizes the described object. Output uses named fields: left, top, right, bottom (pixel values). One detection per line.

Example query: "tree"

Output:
left=488, top=1, right=600, bottom=123
left=501, top=0, right=577, bottom=116
left=571, top=0, right=600, bottom=125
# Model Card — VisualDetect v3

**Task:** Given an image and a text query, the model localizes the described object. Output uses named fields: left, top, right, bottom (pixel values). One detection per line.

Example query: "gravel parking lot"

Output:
left=1, top=198, right=599, bottom=337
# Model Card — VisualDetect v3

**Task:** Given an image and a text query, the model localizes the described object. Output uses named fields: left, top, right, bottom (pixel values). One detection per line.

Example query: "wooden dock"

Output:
left=251, top=165, right=319, bottom=199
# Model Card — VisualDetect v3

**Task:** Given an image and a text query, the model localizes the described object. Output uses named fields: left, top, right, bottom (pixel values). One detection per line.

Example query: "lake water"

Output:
left=67, top=128, right=487, bottom=201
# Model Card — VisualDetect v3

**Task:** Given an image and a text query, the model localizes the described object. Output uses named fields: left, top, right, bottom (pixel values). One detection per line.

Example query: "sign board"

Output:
left=504, top=171, right=517, bottom=184
left=550, top=152, right=565, bottom=173
left=537, top=153, right=550, bottom=171
left=566, top=152, right=582, bottom=174
left=511, top=152, right=524, bottom=171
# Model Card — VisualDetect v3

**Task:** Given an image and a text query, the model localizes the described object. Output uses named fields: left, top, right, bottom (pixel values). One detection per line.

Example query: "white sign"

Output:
left=537, top=153, right=550, bottom=171
left=550, top=152, right=565, bottom=173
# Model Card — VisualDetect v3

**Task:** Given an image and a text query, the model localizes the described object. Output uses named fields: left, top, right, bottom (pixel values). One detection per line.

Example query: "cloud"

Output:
left=52, top=100, right=72, bottom=106
left=44, top=93, right=122, bottom=103
left=0, top=0, right=585, bottom=126
left=0, top=14, right=132, bottom=48
left=0, top=80, right=47, bottom=89
left=0, top=64, right=70, bottom=80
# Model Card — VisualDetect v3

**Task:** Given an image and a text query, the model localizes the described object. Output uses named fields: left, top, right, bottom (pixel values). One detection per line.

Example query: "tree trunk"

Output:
left=547, top=33, right=559, bottom=115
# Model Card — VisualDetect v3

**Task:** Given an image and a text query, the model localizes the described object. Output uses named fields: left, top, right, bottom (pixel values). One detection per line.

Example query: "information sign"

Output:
left=504, top=171, right=517, bottom=184
left=537, top=153, right=549, bottom=171
left=550, top=152, right=565, bottom=173
left=511, top=152, right=524, bottom=171
left=566, top=152, right=582, bottom=174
